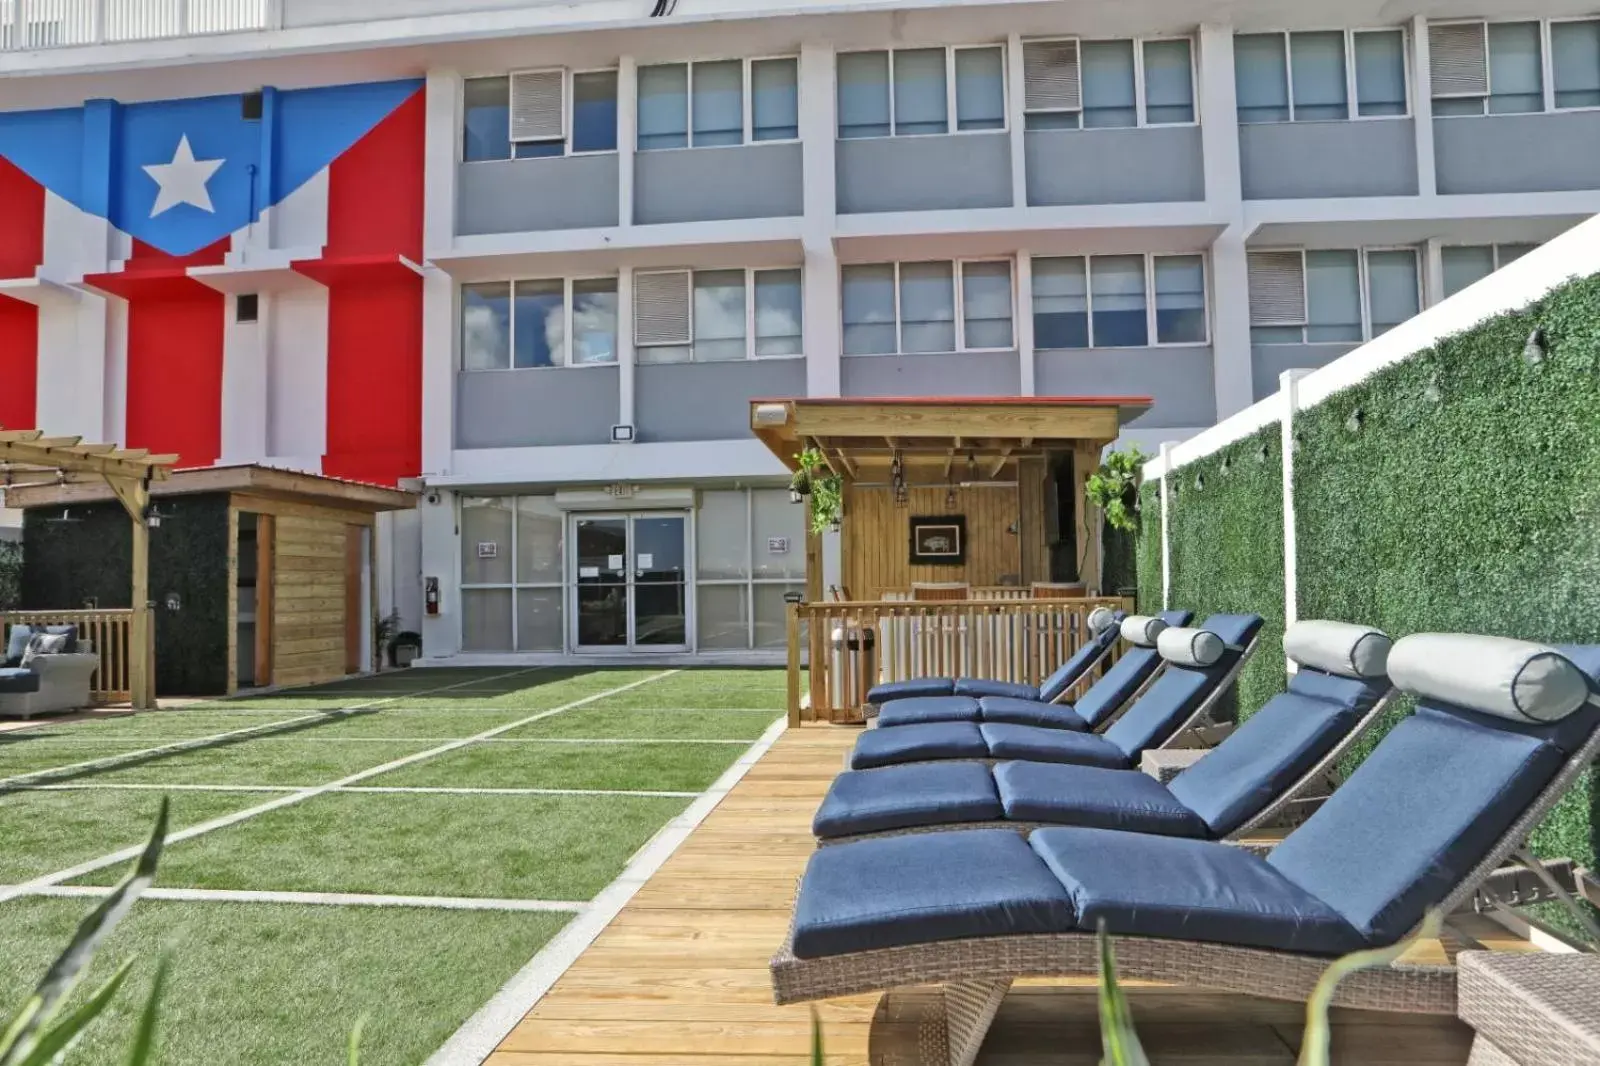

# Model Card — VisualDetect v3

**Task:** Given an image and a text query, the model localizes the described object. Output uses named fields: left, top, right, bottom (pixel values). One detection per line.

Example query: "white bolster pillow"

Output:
left=1388, top=633, right=1591, bottom=723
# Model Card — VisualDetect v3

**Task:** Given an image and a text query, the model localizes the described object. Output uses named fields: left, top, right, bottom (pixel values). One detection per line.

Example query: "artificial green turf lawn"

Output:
left=76, top=791, right=689, bottom=899
left=386, top=668, right=672, bottom=710
left=23, top=711, right=316, bottom=741
left=502, top=705, right=780, bottom=740
left=573, top=669, right=787, bottom=710
left=0, top=897, right=567, bottom=1066
left=364, top=738, right=747, bottom=791
left=83, top=737, right=437, bottom=786
left=0, top=740, right=176, bottom=781
left=0, top=789, right=277, bottom=884
left=281, top=707, right=536, bottom=739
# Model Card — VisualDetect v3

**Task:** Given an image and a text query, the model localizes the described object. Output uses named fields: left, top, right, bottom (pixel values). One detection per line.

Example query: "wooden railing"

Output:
left=786, top=596, right=1132, bottom=724
left=1, top=609, right=135, bottom=704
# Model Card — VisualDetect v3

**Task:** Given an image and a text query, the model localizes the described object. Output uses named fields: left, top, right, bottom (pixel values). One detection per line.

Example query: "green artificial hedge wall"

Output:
left=1135, top=270, right=1600, bottom=941
left=1161, top=427, right=1287, bottom=720
left=1135, top=480, right=1161, bottom=615
left=1294, top=271, right=1600, bottom=885
left=22, top=494, right=233, bottom=695
left=0, top=540, right=19, bottom=611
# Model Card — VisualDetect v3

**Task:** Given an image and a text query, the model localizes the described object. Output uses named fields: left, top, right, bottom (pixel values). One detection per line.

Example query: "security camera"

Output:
left=425, top=491, right=441, bottom=505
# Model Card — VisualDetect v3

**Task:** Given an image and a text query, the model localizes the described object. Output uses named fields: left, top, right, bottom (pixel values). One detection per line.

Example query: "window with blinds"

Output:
left=1249, top=248, right=1421, bottom=344
left=1023, top=37, right=1195, bottom=129
left=634, top=268, right=804, bottom=362
left=1428, top=19, right=1600, bottom=115
left=510, top=70, right=566, bottom=144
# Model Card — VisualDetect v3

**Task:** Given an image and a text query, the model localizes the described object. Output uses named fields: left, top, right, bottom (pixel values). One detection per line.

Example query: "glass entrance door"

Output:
left=571, top=513, right=689, bottom=651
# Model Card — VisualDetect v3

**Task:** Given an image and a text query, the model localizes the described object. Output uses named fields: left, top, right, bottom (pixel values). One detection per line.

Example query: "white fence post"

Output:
left=1279, top=369, right=1308, bottom=672
left=1159, top=441, right=1174, bottom=610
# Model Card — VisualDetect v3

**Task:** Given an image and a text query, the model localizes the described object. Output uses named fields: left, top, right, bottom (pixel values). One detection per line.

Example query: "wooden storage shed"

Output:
left=11, top=465, right=416, bottom=697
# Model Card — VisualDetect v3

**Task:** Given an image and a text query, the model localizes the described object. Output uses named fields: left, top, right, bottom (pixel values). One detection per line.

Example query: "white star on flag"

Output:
left=142, top=135, right=225, bottom=218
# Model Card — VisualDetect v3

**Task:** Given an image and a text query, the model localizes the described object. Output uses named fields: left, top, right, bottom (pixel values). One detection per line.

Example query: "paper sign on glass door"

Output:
left=637, top=554, right=654, bottom=569
left=579, top=566, right=600, bottom=578
left=607, top=555, right=624, bottom=570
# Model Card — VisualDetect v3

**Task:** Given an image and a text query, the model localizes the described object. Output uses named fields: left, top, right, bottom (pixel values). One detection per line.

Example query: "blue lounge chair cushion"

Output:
left=791, top=829, right=1077, bottom=958
left=1030, top=827, right=1367, bottom=955
left=979, top=723, right=1129, bottom=768
left=877, top=696, right=983, bottom=728
left=867, top=678, right=956, bottom=704
left=850, top=722, right=988, bottom=770
left=1266, top=704, right=1567, bottom=945
left=1035, top=637, right=1111, bottom=704
left=954, top=678, right=1039, bottom=701
left=977, top=696, right=1090, bottom=729
left=994, top=761, right=1209, bottom=837
left=0, top=667, right=41, bottom=694
left=1099, top=613, right=1265, bottom=759
left=1169, top=671, right=1380, bottom=837
left=813, top=762, right=1002, bottom=839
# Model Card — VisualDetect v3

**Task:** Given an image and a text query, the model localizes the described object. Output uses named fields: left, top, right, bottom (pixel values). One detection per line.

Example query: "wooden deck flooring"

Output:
left=487, top=725, right=1536, bottom=1066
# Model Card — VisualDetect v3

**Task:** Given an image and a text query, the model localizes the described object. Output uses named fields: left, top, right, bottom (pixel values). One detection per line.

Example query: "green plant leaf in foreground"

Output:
left=1095, top=922, right=1150, bottom=1066
left=347, top=1015, right=368, bottom=1066
left=0, top=797, right=168, bottom=1066
left=1296, top=910, right=1444, bottom=1066
left=125, top=957, right=170, bottom=1066
left=810, top=1006, right=824, bottom=1066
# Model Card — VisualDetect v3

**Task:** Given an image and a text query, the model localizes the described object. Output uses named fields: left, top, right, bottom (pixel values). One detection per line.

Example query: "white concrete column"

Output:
left=37, top=190, right=110, bottom=440
left=220, top=297, right=269, bottom=461
left=420, top=69, right=461, bottom=477
left=1424, top=237, right=1445, bottom=307
left=1278, top=368, right=1308, bottom=655
left=800, top=42, right=841, bottom=398
left=1411, top=15, right=1437, bottom=198
left=618, top=56, right=638, bottom=227
left=1197, top=24, right=1243, bottom=209
left=617, top=267, right=636, bottom=431
left=1007, top=32, right=1028, bottom=208
left=1015, top=250, right=1035, bottom=395
left=418, top=490, right=461, bottom=658
left=1209, top=228, right=1254, bottom=419
left=1158, top=441, right=1174, bottom=610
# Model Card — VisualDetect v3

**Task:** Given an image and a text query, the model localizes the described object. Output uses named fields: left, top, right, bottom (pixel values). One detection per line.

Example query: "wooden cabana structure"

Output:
left=749, top=397, right=1150, bottom=722
left=0, top=428, right=176, bottom=709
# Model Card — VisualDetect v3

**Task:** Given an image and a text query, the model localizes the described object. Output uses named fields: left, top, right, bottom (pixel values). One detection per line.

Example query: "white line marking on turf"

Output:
left=24, top=884, right=587, bottom=913
left=0, top=667, right=549, bottom=791
left=0, top=670, right=680, bottom=906
left=9, top=736, right=758, bottom=746
left=14, top=783, right=700, bottom=799
left=425, top=713, right=788, bottom=1066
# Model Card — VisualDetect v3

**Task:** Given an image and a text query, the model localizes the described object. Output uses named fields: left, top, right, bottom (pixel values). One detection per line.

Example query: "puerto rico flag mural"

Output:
left=0, top=79, right=425, bottom=486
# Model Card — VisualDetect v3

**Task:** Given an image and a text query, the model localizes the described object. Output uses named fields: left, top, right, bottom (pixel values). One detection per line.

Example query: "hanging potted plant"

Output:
left=794, top=448, right=843, bottom=535
left=1084, top=445, right=1149, bottom=534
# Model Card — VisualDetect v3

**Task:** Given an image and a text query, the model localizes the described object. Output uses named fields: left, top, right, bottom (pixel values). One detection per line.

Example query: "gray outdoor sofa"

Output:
left=0, top=624, right=99, bottom=718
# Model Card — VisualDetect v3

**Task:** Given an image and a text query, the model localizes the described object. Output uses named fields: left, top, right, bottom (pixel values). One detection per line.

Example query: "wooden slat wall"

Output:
left=1016, top=456, right=1050, bottom=586
left=845, top=474, right=1047, bottom=597
left=272, top=514, right=351, bottom=688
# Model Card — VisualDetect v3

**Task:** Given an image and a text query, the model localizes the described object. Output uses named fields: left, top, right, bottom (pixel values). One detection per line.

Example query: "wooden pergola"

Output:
left=750, top=396, right=1150, bottom=599
left=0, top=429, right=177, bottom=709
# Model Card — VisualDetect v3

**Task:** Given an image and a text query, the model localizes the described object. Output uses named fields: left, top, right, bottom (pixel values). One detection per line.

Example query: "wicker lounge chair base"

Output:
left=771, top=932, right=1457, bottom=1066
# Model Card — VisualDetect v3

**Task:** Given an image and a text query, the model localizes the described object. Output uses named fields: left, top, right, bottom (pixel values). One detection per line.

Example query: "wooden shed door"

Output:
left=345, top=525, right=363, bottom=675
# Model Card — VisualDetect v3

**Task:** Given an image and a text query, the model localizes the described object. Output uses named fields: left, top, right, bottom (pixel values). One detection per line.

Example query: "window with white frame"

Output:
left=1247, top=248, right=1421, bottom=344
left=697, top=488, right=806, bottom=649
left=633, top=267, right=803, bottom=363
left=459, top=496, right=565, bottom=652
left=1234, top=29, right=1408, bottom=123
left=1430, top=19, right=1600, bottom=115
left=460, top=277, right=619, bottom=370
left=836, top=46, right=1006, bottom=138
left=1032, top=254, right=1207, bottom=349
left=1440, top=243, right=1539, bottom=297
left=462, top=70, right=619, bottom=161
left=841, top=260, right=1014, bottom=355
left=637, top=57, right=799, bottom=150
left=1021, top=37, right=1196, bottom=129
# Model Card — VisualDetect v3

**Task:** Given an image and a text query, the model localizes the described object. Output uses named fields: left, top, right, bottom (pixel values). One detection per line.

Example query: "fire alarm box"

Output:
left=424, top=577, right=441, bottom=616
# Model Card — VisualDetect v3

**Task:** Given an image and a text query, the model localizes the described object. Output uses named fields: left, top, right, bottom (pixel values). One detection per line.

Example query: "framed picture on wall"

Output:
left=909, top=516, right=966, bottom=565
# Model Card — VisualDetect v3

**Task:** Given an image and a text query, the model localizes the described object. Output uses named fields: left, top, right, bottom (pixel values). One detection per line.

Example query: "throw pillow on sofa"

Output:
left=21, top=632, right=70, bottom=667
